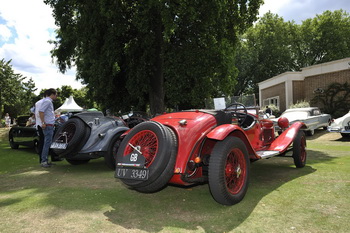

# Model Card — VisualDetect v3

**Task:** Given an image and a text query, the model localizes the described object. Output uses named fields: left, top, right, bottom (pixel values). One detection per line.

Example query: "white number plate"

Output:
left=115, top=167, right=149, bottom=181
left=50, top=142, right=68, bottom=149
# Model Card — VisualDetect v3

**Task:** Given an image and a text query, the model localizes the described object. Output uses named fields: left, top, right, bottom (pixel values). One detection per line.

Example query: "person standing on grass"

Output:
left=35, top=90, right=48, bottom=163
left=4, top=113, right=11, bottom=127
left=38, top=88, right=58, bottom=168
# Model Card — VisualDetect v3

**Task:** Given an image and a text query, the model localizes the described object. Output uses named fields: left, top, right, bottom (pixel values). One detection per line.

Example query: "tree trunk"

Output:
left=149, top=9, right=165, bottom=116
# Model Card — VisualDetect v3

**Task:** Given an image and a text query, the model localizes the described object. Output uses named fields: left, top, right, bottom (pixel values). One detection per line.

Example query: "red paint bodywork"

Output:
left=151, top=110, right=305, bottom=186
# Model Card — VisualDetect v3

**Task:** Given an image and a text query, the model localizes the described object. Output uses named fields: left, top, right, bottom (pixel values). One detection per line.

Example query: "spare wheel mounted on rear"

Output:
left=51, top=118, right=91, bottom=157
left=116, top=121, right=177, bottom=191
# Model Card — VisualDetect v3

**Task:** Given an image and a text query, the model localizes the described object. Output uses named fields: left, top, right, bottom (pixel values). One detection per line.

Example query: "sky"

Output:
left=0, top=0, right=350, bottom=95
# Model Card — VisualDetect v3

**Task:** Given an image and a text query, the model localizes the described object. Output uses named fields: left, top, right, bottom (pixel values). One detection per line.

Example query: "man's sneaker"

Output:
left=41, top=162, right=51, bottom=168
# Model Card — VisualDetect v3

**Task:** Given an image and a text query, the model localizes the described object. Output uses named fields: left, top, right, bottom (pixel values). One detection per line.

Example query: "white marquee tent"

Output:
left=56, top=96, right=83, bottom=112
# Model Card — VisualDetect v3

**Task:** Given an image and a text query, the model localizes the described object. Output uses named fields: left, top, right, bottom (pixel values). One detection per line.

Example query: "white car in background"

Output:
left=327, top=111, right=350, bottom=138
left=274, top=107, right=331, bottom=136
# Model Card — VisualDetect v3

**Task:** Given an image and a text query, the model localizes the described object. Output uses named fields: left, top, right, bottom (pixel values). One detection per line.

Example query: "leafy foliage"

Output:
left=0, top=59, right=37, bottom=119
left=234, top=10, right=350, bottom=97
left=289, top=100, right=310, bottom=109
left=297, top=10, right=350, bottom=67
left=44, top=0, right=263, bottom=114
left=311, top=82, right=350, bottom=118
left=234, top=12, right=298, bottom=95
left=264, top=104, right=280, bottom=116
left=33, top=85, right=94, bottom=111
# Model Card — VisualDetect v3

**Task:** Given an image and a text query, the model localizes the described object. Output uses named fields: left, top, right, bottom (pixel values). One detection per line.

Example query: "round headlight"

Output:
left=278, top=117, right=289, bottom=129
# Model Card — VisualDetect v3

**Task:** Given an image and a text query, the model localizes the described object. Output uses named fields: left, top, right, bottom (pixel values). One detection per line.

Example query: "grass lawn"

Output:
left=0, top=127, right=349, bottom=233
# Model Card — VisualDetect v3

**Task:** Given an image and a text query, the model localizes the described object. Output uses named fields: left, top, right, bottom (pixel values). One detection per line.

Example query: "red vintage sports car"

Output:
left=115, top=103, right=307, bottom=205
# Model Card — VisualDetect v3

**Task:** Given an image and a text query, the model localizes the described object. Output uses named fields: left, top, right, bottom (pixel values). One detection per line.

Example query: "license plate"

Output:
left=50, top=142, right=68, bottom=149
left=115, top=167, right=149, bottom=181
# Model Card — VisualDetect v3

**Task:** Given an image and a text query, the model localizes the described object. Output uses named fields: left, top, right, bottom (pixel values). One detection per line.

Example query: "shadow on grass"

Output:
left=307, top=129, right=350, bottom=142
left=304, top=129, right=329, bottom=140
left=333, top=136, right=350, bottom=142
left=103, top=150, right=325, bottom=232
left=0, top=144, right=333, bottom=232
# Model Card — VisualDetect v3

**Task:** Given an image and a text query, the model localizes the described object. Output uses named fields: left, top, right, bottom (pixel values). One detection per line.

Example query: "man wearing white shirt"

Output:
left=38, top=88, right=58, bottom=168
left=35, top=91, right=47, bottom=163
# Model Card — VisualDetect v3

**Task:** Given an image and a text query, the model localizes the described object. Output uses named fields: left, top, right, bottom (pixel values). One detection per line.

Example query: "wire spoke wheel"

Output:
left=116, top=121, right=177, bottom=192
left=209, top=137, right=250, bottom=205
left=124, top=130, right=158, bottom=167
left=52, top=118, right=90, bottom=157
left=63, top=123, right=77, bottom=143
left=293, top=130, right=307, bottom=168
left=225, top=148, right=247, bottom=195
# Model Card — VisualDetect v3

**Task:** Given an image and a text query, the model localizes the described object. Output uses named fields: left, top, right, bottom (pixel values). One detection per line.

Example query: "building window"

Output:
left=263, top=96, right=279, bottom=109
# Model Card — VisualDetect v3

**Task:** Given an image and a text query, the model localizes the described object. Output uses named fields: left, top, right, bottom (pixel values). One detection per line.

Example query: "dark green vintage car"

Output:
left=9, top=115, right=40, bottom=153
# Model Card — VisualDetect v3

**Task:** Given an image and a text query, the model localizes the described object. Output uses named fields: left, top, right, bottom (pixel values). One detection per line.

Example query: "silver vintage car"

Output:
left=327, top=111, right=350, bottom=138
left=274, top=107, right=331, bottom=136
left=50, top=111, right=149, bottom=169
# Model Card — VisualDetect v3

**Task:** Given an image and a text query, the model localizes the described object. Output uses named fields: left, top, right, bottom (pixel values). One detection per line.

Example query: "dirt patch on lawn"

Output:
left=307, top=129, right=348, bottom=142
left=0, top=127, right=9, bottom=141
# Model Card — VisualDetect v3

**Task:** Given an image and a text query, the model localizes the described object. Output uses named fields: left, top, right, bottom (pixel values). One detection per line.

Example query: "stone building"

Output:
left=258, top=57, right=350, bottom=112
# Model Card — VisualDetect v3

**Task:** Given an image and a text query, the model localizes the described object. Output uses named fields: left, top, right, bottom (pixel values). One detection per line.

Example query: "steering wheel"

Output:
left=224, top=103, right=248, bottom=127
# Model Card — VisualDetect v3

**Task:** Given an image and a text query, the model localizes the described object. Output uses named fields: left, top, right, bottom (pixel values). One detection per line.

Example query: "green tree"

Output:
left=234, top=10, right=350, bottom=97
left=0, top=59, right=37, bottom=118
left=56, top=85, right=94, bottom=110
left=312, top=82, right=350, bottom=118
left=234, top=12, right=298, bottom=96
left=45, top=0, right=263, bottom=114
left=297, top=10, right=350, bottom=67
left=54, top=85, right=75, bottom=109
left=34, top=85, right=93, bottom=111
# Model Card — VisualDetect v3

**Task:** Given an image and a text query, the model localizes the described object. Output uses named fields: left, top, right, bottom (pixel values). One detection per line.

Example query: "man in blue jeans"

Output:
left=38, top=88, right=58, bottom=168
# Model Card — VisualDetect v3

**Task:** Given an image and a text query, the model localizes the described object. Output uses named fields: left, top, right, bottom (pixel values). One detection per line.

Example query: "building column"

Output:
left=285, top=79, right=293, bottom=109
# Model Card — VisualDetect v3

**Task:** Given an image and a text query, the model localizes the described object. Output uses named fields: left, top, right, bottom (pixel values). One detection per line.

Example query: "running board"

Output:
left=256, top=150, right=281, bottom=159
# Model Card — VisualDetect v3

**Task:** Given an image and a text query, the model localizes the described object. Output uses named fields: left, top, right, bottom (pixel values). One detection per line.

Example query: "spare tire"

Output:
left=116, top=121, right=177, bottom=191
left=104, top=132, right=123, bottom=170
left=52, top=118, right=91, bottom=157
left=133, top=126, right=177, bottom=193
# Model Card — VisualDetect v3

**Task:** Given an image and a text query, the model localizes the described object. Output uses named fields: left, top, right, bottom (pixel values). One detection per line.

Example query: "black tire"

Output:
left=50, top=149, right=62, bottom=161
left=52, top=118, right=91, bottom=157
left=66, top=159, right=90, bottom=165
left=306, top=129, right=314, bottom=136
left=341, top=133, right=350, bottom=138
left=9, top=136, right=19, bottom=149
left=34, top=140, right=40, bottom=154
left=134, top=126, right=177, bottom=193
left=37, top=126, right=44, bottom=155
left=292, top=130, right=307, bottom=168
left=126, top=117, right=148, bottom=128
left=104, top=133, right=123, bottom=170
left=116, top=121, right=177, bottom=190
left=208, top=137, right=250, bottom=206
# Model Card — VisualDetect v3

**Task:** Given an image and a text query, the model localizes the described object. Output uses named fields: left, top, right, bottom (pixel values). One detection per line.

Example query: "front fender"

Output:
left=79, top=126, right=129, bottom=154
left=206, top=124, right=246, bottom=141
left=206, top=124, right=259, bottom=160
left=268, top=122, right=306, bottom=152
left=72, top=111, right=104, bottom=125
